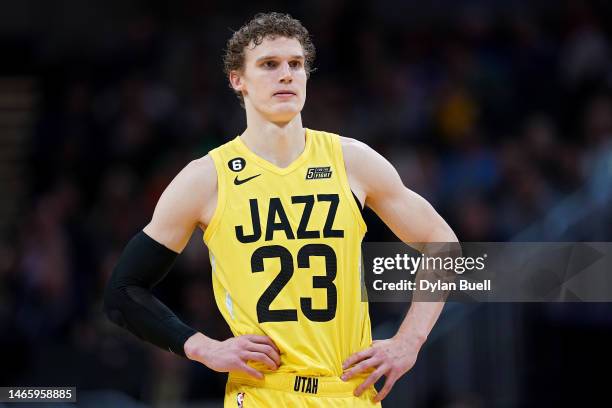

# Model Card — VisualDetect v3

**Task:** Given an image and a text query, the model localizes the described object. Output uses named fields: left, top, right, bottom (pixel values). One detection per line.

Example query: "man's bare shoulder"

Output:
left=338, top=135, right=404, bottom=200
left=187, top=154, right=215, bottom=173
left=338, top=136, right=376, bottom=174
left=339, top=135, right=370, bottom=152
left=339, top=135, right=371, bottom=162
left=156, top=154, right=218, bottom=220
left=178, top=154, right=217, bottom=194
left=144, top=154, right=218, bottom=249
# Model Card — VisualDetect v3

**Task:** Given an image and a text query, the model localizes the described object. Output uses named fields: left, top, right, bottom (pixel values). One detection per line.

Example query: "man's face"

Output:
left=231, top=36, right=307, bottom=123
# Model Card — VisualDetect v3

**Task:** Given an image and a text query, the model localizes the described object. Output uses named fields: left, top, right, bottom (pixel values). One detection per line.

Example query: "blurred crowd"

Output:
left=1, top=1, right=612, bottom=406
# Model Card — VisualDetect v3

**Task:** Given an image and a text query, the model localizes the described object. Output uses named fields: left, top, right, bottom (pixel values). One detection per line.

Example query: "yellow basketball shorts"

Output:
left=224, top=371, right=382, bottom=407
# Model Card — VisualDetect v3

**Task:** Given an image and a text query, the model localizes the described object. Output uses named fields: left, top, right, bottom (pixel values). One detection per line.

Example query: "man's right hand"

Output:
left=184, top=332, right=281, bottom=379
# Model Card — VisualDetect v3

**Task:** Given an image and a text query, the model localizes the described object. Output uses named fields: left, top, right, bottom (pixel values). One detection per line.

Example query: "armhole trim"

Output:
left=352, top=191, right=365, bottom=217
left=331, top=134, right=368, bottom=234
left=203, top=150, right=226, bottom=244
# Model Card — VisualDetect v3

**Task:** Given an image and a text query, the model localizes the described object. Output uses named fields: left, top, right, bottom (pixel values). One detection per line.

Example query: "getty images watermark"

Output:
left=361, top=242, right=612, bottom=302
left=371, top=252, right=489, bottom=293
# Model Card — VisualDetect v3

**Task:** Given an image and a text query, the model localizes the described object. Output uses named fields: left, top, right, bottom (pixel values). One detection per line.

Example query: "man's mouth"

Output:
left=273, top=91, right=296, bottom=96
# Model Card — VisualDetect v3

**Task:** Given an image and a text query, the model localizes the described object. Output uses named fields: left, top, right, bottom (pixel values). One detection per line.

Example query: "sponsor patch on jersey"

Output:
left=236, top=392, right=245, bottom=407
left=305, top=166, right=332, bottom=180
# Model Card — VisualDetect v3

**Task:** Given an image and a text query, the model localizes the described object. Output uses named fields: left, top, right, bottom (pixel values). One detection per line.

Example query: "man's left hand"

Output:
left=341, top=336, right=421, bottom=402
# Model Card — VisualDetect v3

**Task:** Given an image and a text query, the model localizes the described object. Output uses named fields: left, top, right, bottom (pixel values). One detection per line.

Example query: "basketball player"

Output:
left=104, top=12, right=457, bottom=406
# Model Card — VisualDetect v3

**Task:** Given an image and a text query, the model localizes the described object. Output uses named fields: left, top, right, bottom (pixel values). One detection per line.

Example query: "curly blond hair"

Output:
left=223, top=12, right=316, bottom=106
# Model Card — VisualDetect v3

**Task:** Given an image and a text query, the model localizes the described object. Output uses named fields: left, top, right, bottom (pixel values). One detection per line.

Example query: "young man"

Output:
left=104, top=12, right=457, bottom=407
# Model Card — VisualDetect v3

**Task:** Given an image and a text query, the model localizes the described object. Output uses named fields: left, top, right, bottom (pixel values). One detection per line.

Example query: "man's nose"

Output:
left=279, top=62, right=293, bottom=82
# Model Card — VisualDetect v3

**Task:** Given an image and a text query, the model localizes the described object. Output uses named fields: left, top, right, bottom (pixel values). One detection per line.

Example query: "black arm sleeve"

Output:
left=103, top=231, right=197, bottom=358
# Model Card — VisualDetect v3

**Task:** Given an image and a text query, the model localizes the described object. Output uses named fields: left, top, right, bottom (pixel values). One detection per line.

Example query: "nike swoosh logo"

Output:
left=234, top=174, right=261, bottom=185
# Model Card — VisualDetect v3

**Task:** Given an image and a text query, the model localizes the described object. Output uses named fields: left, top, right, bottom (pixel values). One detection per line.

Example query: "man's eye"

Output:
left=264, top=61, right=277, bottom=68
left=289, top=61, right=303, bottom=68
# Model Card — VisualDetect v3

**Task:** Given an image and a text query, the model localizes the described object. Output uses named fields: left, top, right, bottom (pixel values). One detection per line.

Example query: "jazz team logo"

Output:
left=306, top=166, right=332, bottom=180
left=236, top=392, right=245, bottom=407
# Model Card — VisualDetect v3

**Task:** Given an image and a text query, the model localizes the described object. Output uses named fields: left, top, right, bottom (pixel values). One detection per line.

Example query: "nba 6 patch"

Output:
left=228, top=157, right=246, bottom=172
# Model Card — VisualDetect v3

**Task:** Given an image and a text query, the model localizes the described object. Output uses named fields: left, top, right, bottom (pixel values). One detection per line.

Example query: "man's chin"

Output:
left=267, top=107, right=301, bottom=123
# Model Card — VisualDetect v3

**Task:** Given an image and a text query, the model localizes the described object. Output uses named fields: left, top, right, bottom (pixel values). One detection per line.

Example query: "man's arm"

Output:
left=104, top=156, right=280, bottom=377
left=340, top=137, right=458, bottom=402
left=103, top=157, right=215, bottom=357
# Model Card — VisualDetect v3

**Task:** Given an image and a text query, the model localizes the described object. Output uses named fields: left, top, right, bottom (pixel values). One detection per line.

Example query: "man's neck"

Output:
left=240, top=112, right=306, bottom=169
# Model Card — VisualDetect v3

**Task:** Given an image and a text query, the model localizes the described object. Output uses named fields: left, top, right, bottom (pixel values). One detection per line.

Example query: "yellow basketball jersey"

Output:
left=204, top=128, right=371, bottom=376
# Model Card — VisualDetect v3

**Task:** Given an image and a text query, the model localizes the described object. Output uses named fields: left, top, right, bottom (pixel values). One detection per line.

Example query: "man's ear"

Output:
left=229, top=71, right=246, bottom=94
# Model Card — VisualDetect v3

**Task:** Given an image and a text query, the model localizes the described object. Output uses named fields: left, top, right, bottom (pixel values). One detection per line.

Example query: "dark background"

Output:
left=1, top=0, right=612, bottom=406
